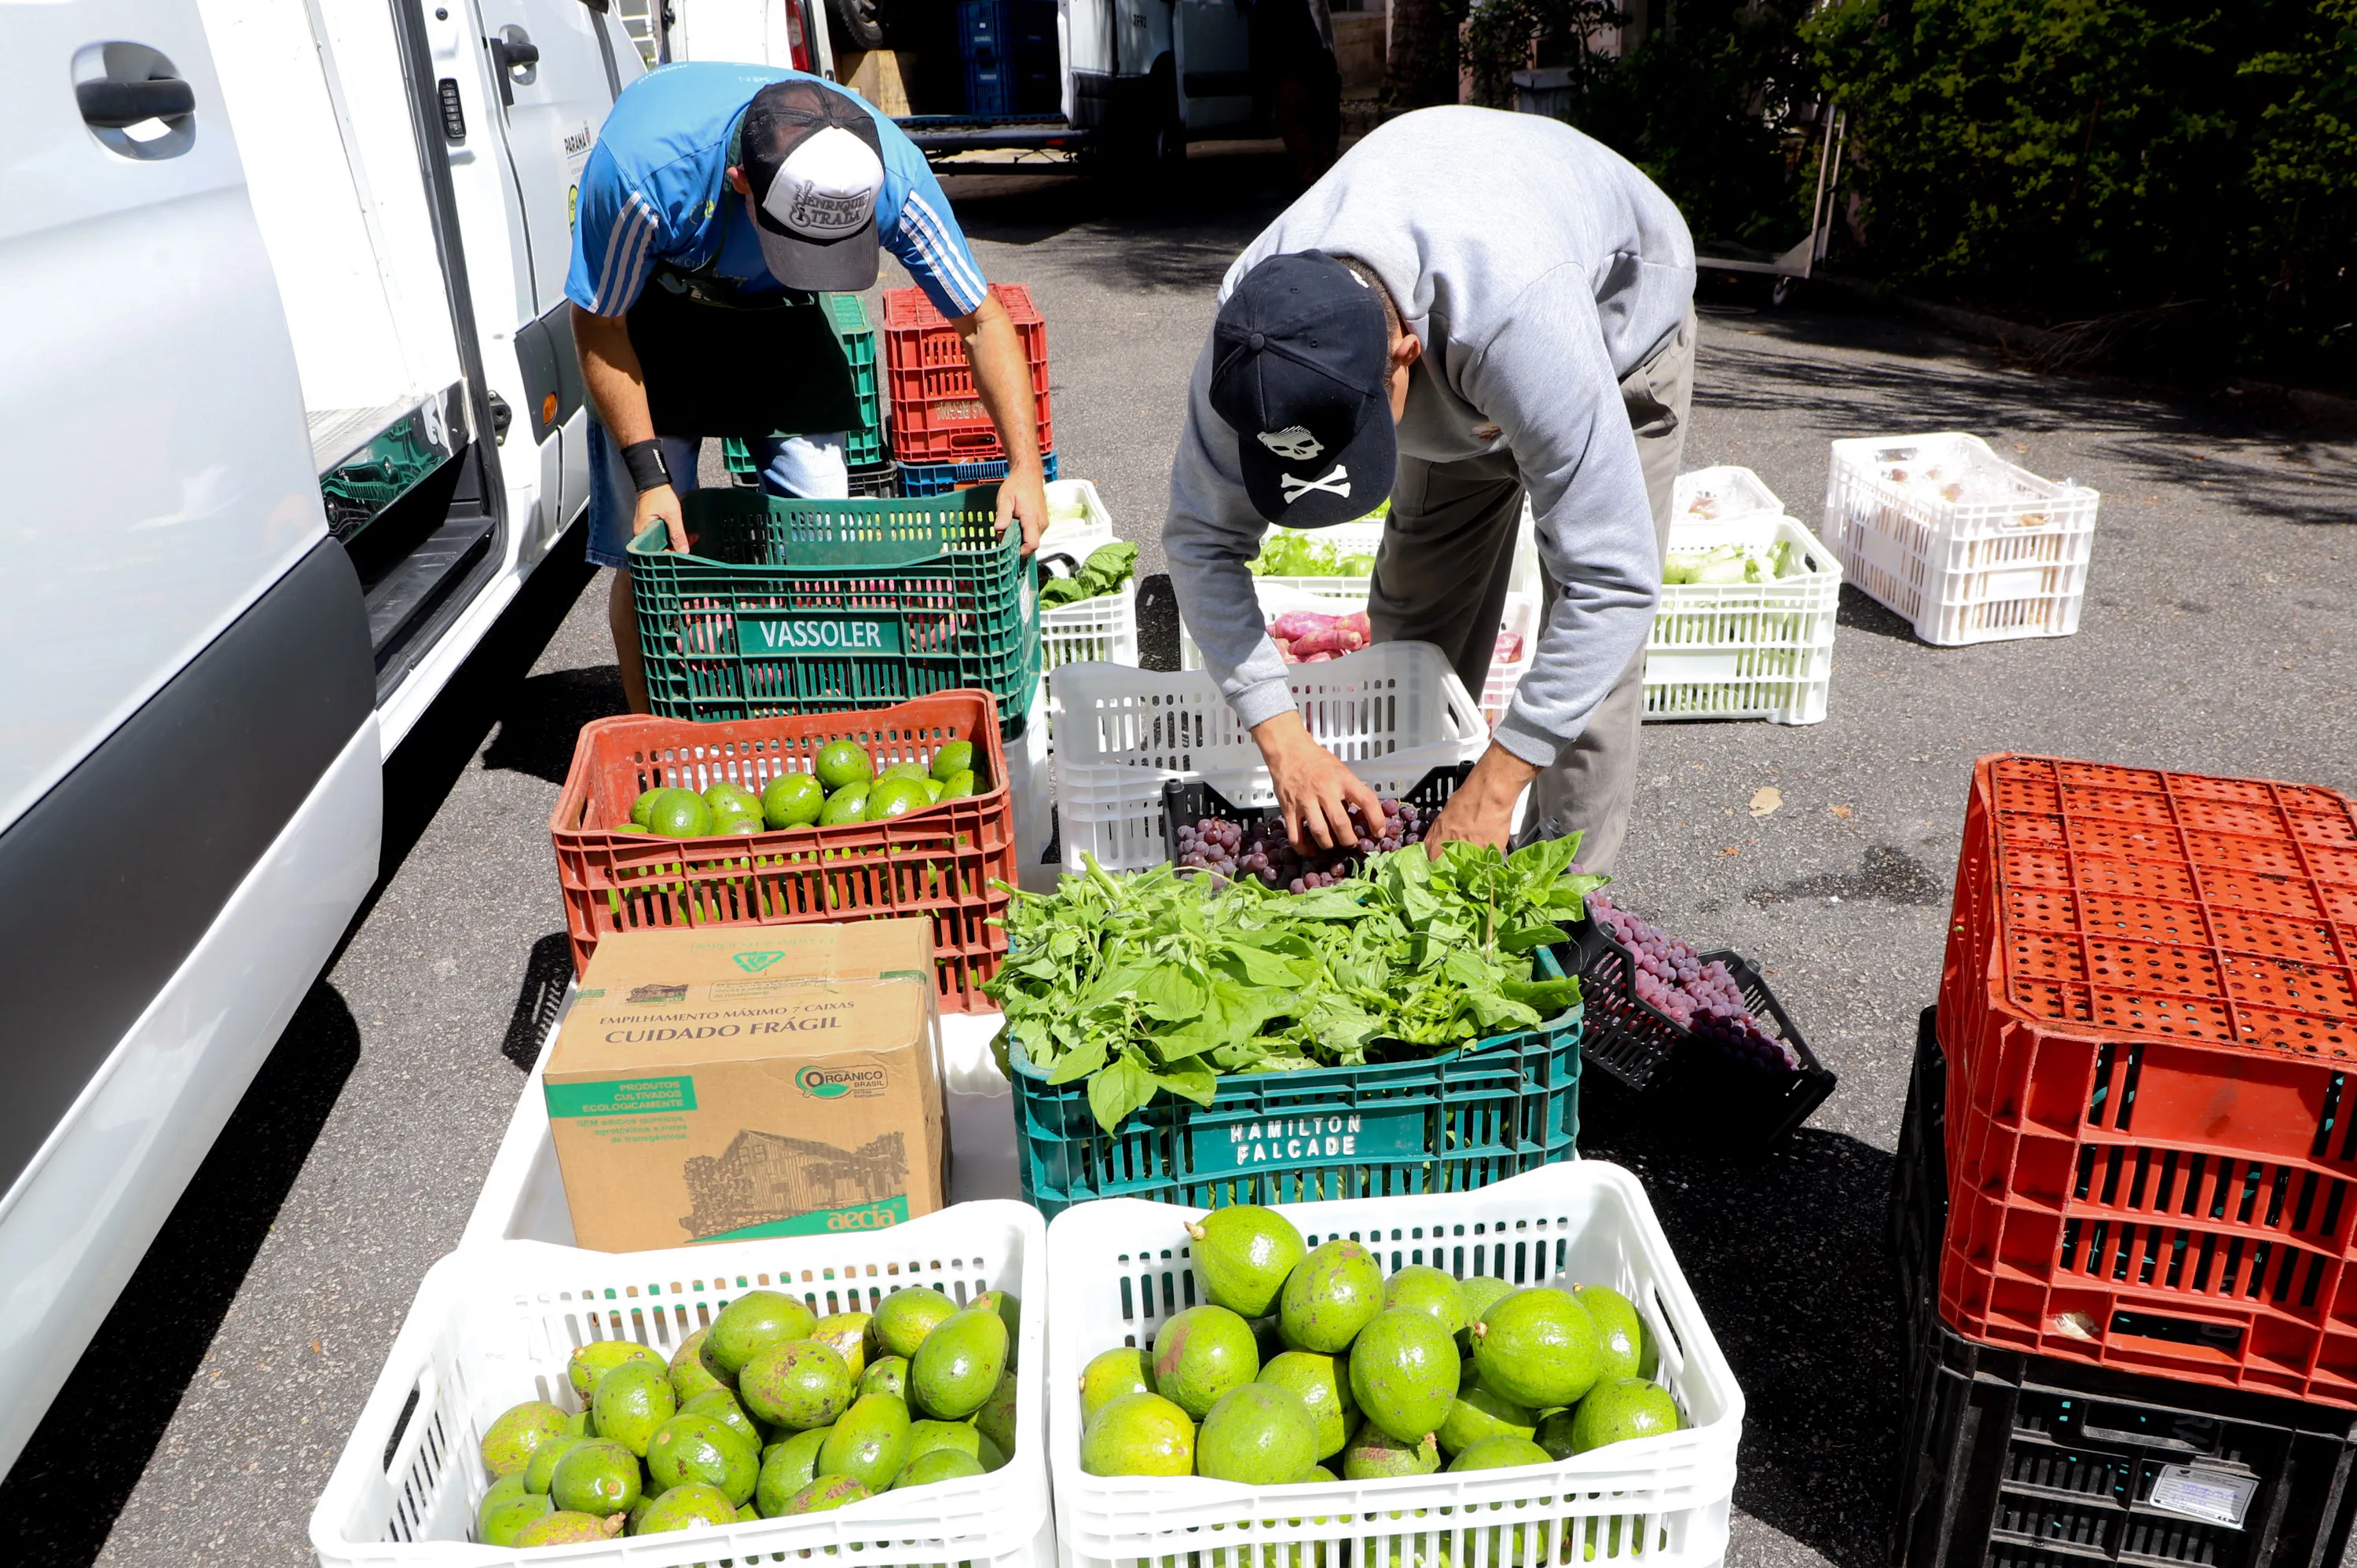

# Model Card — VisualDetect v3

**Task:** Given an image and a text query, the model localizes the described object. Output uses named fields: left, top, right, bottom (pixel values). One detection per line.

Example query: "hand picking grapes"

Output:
left=1174, top=797, right=1426, bottom=889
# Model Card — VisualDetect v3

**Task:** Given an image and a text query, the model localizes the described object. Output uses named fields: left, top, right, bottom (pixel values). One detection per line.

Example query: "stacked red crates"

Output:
left=882, top=283, right=1052, bottom=467
left=1938, top=753, right=2357, bottom=1406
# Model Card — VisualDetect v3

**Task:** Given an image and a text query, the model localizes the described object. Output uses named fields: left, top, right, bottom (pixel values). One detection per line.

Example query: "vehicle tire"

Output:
left=1145, top=57, right=1185, bottom=171
left=1089, top=57, right=1184, bottom=184
left=828, top=0, right=885, bottom=53
left=1770, top=274, right=1802, bottom=310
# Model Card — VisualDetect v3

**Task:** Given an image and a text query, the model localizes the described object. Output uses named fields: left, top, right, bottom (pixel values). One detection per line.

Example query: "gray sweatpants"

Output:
left=1367, top=309, right=1695, bottom=875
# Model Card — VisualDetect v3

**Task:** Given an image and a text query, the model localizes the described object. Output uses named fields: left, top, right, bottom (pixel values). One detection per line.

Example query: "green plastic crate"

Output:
left=823, top=291, right=888, bottom=471
left=631, top=484, right=1040, bottom=727
left=1008, top=948, right=1582, bottom=1218
left=717, top=295, right=886, bottom=484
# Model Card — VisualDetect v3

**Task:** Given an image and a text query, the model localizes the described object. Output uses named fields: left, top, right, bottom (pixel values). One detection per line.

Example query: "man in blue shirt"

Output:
left=569, top=65, right=1049, bottom=712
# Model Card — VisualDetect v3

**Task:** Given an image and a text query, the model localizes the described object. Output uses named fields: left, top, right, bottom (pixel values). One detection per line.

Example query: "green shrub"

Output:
left=1806, top=0, right=2357, bottom=379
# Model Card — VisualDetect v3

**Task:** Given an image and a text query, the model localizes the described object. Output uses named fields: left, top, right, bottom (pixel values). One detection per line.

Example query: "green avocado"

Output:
left=909, top=1306, right=1008, bottom=1420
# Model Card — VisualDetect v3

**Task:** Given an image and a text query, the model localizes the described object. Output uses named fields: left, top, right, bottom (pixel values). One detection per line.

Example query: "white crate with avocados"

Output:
left=1046, top=1162, right=1744, bottom=1568
left=310, top=1200, right=1049, bottom=1566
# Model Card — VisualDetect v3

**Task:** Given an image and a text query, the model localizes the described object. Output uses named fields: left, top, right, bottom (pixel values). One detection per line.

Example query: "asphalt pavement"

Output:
left=13, top=141, right=2353, bottom=1568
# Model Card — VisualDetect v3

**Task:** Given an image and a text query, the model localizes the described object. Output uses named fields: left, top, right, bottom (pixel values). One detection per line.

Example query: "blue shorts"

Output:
left=586, top=419, right=850, bottom=570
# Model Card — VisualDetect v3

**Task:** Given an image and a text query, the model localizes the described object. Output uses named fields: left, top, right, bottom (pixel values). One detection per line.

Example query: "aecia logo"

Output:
left=733, top=951, right=785, bottom=973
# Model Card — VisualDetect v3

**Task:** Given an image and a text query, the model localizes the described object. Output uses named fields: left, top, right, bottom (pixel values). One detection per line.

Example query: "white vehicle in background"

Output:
left=641, top=0, right=1257, bottom=165
left=0, top=0, right=635, bottom=1477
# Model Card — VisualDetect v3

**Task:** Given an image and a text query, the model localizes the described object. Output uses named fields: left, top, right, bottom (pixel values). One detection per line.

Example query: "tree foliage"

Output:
left=1806, top=0, right=2357, bottom=379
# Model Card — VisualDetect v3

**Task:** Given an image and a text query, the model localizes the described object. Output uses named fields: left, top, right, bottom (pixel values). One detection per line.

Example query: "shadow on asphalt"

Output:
left=945, top=146, right=1296, bottom=291
left=502, top=932, right=576, bottom=1072
left=1580, top=1097, right=1905, bottom=1568
left=480, top=664, right=627, bottom=786
left=1693, top=330, right=2353, bottom=530
left=1, top=983, right=365, bottom=1568
left=377, top=522, right=602, bottom=888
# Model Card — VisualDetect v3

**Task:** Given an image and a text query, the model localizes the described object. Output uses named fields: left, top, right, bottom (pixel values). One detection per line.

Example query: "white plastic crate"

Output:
left=1182, top=584, right=1538, bottom=736
left=1039, top=478, right=1116, bottom=562
left=1480, top=591, right=1538, bottom=730
left=1045, top=1162, right=1744, bottom=1568
left=1051, top=643, right=1486, bottom=873
left=1251, top=508, right=1542, bottom=603
left=1041, top=587, right=1141, bottom=673
left=1820, top=433, right=2099, bottom=647
left=311, top=1203, right=1050, bottom=1568
left=1004, top=675, right=1057, bottom=892
left=1671, top=466, right=1783, bottom=525
left=1179, top=581, right=1368, bottom=672
left=1644, top=514, right=1842, bottom=726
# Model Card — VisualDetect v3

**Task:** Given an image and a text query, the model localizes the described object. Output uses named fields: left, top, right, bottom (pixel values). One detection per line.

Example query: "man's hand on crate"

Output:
left=1252, top=709, right=1387, bottom=852
left=955, top=292, right=1050, bottom=556
left=997, top=462, right=1050, bottom=556
left=1424, top=743, right=1541, bottom=855
left=634, top=482, right=689, bottom=555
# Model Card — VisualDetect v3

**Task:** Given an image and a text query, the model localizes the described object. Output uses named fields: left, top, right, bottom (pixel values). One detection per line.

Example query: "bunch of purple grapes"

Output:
left=1174, top=798, right=1425, bottom=891
left=1692, top=1009, right=1802, bottom=1074
left=1589, top=893, right=1798, bottom=1071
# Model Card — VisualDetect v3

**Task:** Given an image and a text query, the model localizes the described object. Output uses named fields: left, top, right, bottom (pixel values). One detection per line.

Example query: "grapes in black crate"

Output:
left=1173, top=799, right=1426, bottom=891
left=1590, top=893, right=1799, bottom=1074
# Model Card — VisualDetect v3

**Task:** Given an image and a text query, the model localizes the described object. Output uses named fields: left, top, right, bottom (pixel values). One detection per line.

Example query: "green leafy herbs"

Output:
left=1039, top=540, right=1139, bottom=609
left=1246, top=512, right=1386, bottom=578
left=982, top=839, right=1607, bottom=1133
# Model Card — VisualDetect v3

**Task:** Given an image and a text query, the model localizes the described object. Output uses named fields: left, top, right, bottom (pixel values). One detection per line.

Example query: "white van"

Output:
left=0, top=0, right=636, bottom=1476
left=647, top=0, right=1258, bottom=163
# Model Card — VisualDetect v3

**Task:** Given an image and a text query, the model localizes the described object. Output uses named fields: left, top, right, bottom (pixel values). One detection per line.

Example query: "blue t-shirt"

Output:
left=566, top=62, right=988, bottom=320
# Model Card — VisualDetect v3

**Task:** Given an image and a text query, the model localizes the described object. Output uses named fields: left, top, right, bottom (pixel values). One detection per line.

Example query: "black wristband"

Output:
left=621, top=440, right=673, bottom=493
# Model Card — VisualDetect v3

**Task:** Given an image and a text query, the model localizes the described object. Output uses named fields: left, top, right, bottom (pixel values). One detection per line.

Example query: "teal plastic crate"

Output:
left=1008, top=947, right=1582, bottom=1218
left=716, top=295, right=885, bottom=482
left=630, top=483, right=1040, bottom=728
left=826, top=291, right=888, bottom=470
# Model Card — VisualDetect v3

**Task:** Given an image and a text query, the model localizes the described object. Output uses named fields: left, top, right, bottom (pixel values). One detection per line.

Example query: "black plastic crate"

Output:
left=1892, top=1006, right=1948, bottom=1374
left=1158, top=762, right=1473, bottom=871
left=847, top=461, right=897, bottom=499
left=1564, top=915, right=1835, bottom=1151
left=1891, top=1006, right=2357, bottom=1568
left=1893, top=1314, right=2357, bottom=1568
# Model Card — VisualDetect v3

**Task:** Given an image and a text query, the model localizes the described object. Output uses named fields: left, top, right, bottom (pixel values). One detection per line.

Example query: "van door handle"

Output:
left=485, top=24, right=537, bottom=106
left=489, top=25, right=540, bottom=71
left=76, top=75, right=195, bottom=129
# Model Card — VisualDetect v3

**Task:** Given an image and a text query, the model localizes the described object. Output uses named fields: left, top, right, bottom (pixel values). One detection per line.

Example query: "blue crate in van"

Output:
left=957, top=0, right=1055, bottom=60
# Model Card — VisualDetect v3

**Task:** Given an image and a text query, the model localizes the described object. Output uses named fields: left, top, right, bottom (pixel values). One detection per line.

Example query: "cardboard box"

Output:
left=544, top=921, right=946, bottom=1252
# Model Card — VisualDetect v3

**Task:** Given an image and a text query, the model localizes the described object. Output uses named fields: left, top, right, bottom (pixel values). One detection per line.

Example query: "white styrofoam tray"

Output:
left=1672, top=465, right=1783, bottom=525
left=1046, top=1162, right=1745, bottom=1568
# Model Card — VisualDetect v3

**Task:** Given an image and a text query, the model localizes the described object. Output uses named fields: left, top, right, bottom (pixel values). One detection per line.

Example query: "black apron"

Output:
left=625, top=218, right=864, bottom=441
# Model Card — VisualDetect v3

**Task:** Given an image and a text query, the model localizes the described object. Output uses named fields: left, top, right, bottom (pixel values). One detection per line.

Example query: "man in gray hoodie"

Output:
left=1163, top=105, right=1695, bottom=873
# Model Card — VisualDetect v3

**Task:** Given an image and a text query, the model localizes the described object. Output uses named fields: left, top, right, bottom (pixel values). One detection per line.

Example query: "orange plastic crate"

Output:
left=1937, top=754, right=2357, bottom=1403
left=882, top=284, right=1051, bottom=464
left=548, top=693, right=1016, bottom=1011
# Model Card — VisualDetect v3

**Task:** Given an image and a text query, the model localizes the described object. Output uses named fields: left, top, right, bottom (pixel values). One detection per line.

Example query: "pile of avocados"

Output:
left=473, top=1284, right=1018, bottom=1546
left=625, top=739, right=982, bottom=838
left=1080, top=1205, right=1679, bottom=1486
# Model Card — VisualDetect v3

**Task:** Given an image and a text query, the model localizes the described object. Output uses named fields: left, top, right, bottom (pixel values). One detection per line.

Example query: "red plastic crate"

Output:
left=548, top=693, right=1016, bottom=1011
left=1937, top=753, right=2357, bottom=1403
left=882, top=284, right=1052, bottom=464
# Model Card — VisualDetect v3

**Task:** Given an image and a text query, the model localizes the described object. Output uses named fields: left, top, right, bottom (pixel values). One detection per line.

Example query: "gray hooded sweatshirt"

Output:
left=1162, top=105, right=1695, bottom=768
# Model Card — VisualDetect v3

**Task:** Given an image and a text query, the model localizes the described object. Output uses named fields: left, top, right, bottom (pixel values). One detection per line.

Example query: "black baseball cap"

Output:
left=1209, top=251, right=1397, bottom=527
left=739, top=79, right=886, bottom=292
